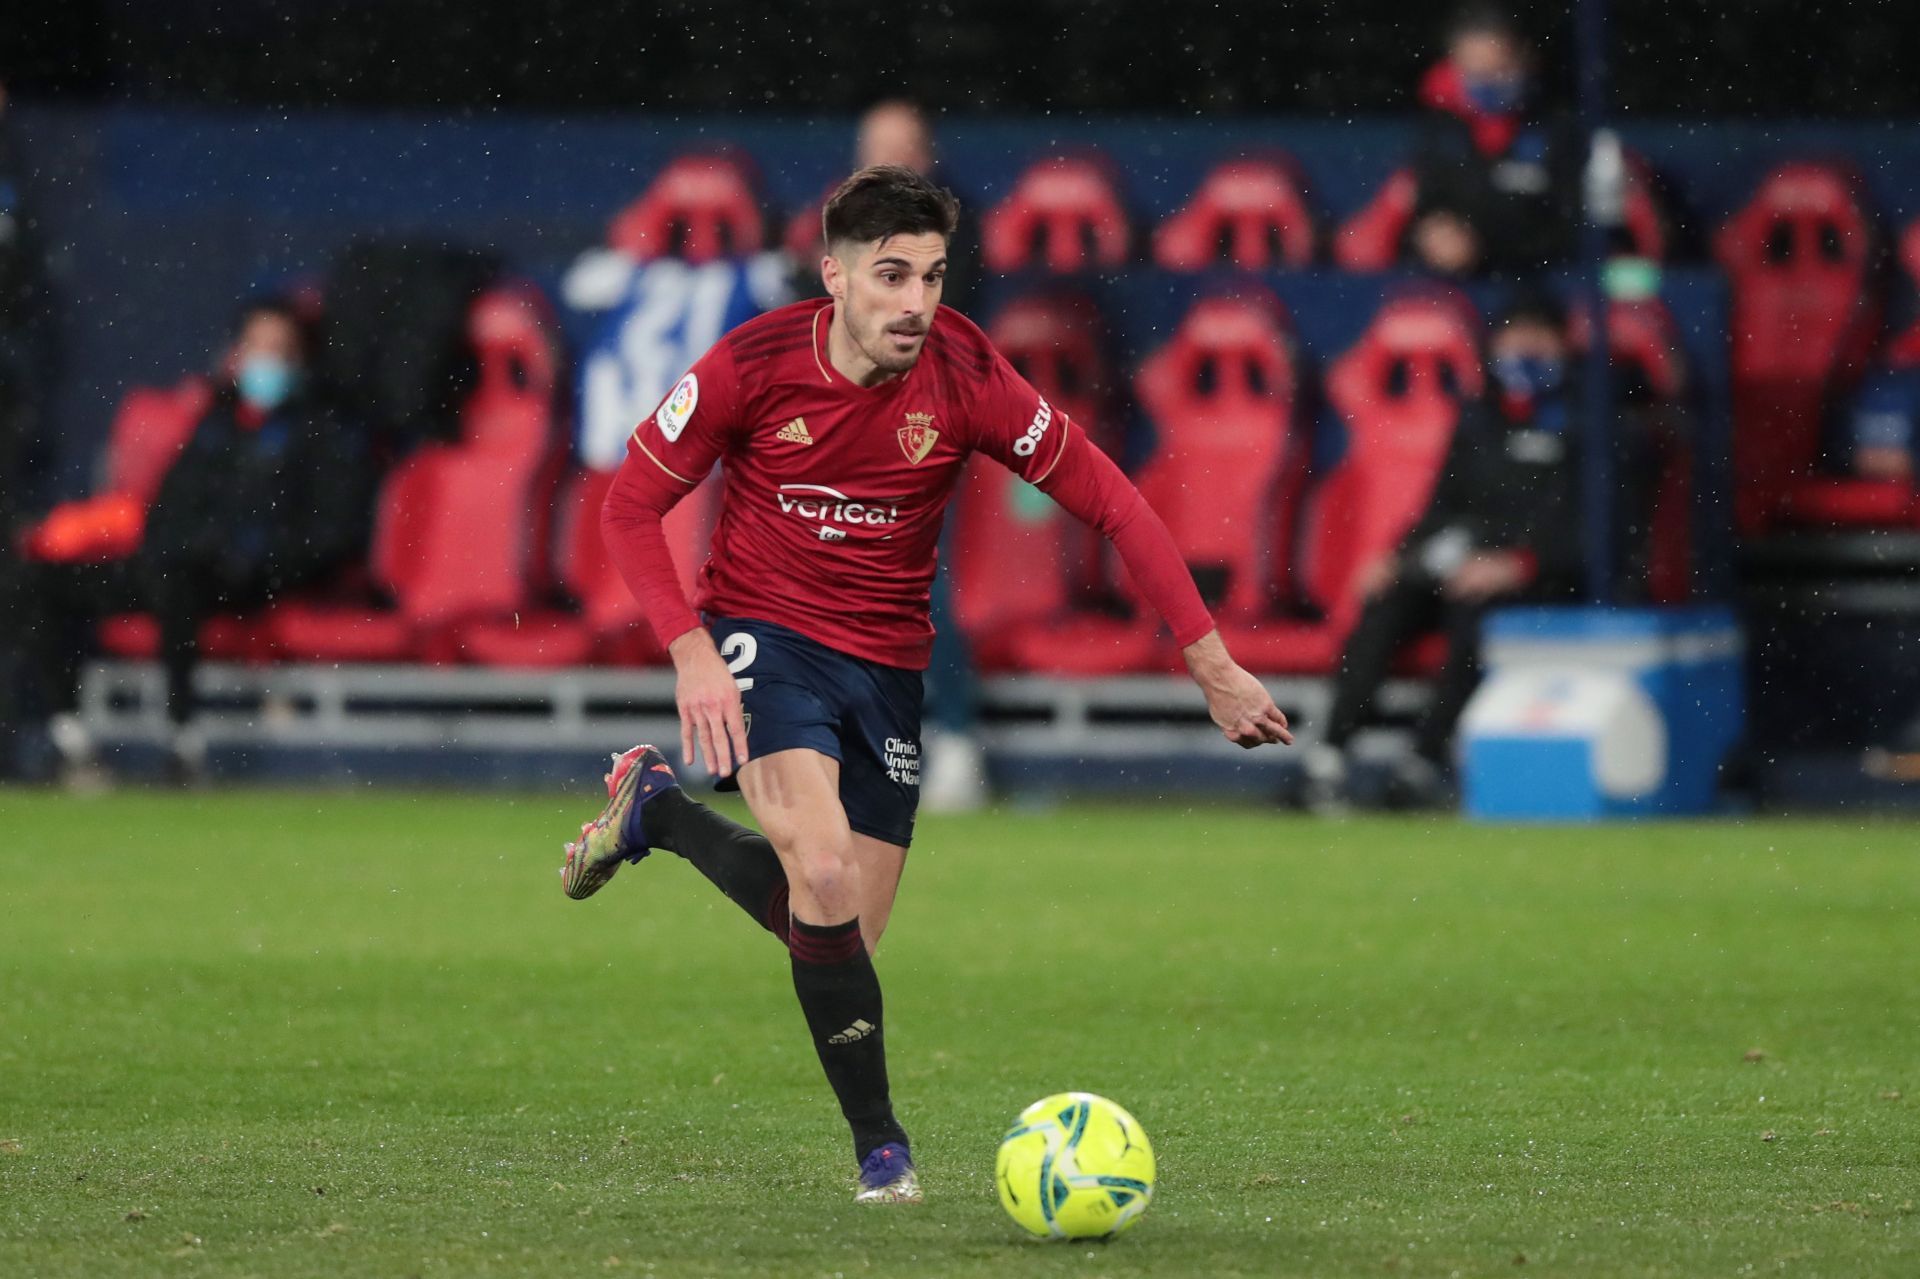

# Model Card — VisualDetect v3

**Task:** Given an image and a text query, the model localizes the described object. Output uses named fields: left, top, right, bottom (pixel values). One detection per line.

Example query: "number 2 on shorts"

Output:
left=720, top=632, right=758, bottom=692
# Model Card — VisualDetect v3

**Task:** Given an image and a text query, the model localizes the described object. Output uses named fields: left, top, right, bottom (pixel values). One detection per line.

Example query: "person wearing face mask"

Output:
left=4, top=298, right=372, bottom=783
left=1402, top=8, right=1577, bottom=278
left=1305, top=294, right=1583, bottom=810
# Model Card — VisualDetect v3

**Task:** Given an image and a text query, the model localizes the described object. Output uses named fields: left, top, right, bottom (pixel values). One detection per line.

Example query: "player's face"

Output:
left=828, top=232, right=948, bottom=377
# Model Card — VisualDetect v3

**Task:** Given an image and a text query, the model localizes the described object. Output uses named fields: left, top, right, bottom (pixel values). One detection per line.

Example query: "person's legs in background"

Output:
left=1307, top=567, right=1444, bottom=811
left=7, top=555, right=145, bottom=783
left=142, top=555, right=282, bottom=781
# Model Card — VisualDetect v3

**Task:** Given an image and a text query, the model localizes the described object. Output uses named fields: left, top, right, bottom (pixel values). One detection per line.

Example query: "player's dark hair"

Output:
left=822, top=164, right=960, bottom=252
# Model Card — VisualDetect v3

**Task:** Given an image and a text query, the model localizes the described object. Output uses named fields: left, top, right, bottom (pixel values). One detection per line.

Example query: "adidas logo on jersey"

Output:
left=777, top=417, right=814, bottom=446
left=828, top=1018, right=876, bottom=1045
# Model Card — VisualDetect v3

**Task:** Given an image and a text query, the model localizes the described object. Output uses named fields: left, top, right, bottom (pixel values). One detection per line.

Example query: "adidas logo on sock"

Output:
left=777, top=417, right=814, bottom=445
left=828, top=1018, right=876, bottom=1045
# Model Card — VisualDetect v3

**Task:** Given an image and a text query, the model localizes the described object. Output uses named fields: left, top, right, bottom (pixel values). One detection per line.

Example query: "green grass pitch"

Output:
left=2, top=787, right=1917, bottom=1277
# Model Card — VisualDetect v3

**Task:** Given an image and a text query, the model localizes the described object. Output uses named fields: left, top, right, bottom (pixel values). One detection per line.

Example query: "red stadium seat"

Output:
left=1714, top=161, right=1883, bottom=533
left=1153, top=156, right=1317, bottom=271
left=1333, top=169, right=1418, bottom=271
left=462, top=283, right=563, bottom=460
left=102, top=378, right=213, bottom=503
left=1769, top=215, right=1920, bottom=530
left=455, top=466, right=719, bottom=668
left=980, top=155, right=1131, bottom=274
left=1256, top=293, right=1482, bottom=674
left=948, top=293, right=1132, bottom=672
left=1568, top=297, right=1688, bottom=402
left=1619, top=149, right=1672, bottom=262
left=606, top=153, right=765, bottom=263
left=1131, top=291, right=1301, bottom=624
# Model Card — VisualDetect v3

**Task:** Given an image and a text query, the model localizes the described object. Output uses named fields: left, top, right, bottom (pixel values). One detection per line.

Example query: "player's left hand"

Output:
left=1184, top=631, right=1292, bottom=749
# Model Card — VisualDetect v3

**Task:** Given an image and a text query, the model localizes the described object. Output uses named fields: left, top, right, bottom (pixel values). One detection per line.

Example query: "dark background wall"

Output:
left=4, top=1, right=1917, bottom=119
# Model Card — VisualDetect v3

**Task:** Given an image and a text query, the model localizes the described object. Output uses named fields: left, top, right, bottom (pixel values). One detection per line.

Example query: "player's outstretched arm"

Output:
left=667, top=629, right=750, bottom=779
left=1033, top=431, right=1290, bottom=750
left=1182, top=630, right=1293, bottom=749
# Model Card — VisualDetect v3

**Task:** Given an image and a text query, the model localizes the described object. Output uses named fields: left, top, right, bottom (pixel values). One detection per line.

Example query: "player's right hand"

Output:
left=667, top=630, right=750, bottom=778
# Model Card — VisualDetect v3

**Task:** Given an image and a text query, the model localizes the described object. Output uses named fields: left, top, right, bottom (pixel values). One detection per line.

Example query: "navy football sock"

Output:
left=645, top=788, right=791, bottom=939
left=789, top=916, right=908, bottom=1162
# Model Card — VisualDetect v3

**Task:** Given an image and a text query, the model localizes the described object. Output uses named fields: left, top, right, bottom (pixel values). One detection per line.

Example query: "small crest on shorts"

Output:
left=741, top=712, right=752, bottom=736
left=898, top=411, right=938, bottom=465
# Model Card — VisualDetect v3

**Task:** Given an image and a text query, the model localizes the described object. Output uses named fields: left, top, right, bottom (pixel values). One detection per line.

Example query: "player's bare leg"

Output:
left=848, top=831, right=908, bottom=953
left=739, top=748, right=920, bottom=1204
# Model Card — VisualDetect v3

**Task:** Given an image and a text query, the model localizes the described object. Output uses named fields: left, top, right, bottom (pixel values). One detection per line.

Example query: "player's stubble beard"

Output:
left=850, top=305, right=929, bottom=378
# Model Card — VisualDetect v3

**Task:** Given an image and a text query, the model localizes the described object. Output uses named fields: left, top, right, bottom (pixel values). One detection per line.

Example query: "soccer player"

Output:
left=562, top=165, right=1290, bottom=1204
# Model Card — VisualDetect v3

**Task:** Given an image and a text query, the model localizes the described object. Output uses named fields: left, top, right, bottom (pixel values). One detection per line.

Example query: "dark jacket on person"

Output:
left=1408, top=61, right=1579, bottom=275
left=0, top=116, right=56, bottom=531
left=144, top=389, right=375, bottom=590
left=1399, top=382, right=1582, bottom=587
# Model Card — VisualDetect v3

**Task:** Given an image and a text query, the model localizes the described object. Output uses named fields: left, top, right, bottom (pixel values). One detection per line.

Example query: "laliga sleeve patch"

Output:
left=656, top=373, right=699, bottom=442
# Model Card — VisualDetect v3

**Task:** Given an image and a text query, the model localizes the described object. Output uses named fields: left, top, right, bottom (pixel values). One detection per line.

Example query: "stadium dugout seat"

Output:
left=1132, top=291, right=1301, bottom=622
left=1773, top=216, right=1920, bottom=529
left=1619, top=149, right=1672, bottom=263
left=104, top=378, right=214, bottom=504
left=1333, top=169, right=1418, bottom=271
left=460, top=283, right=565, bottom=461
left=1237, top=292, right=1483, bottom=674
left=1714, top=161, right=1884, bottom=533
left=266, top=284, right=565, bottom=663
left=1007, top=290, right=1303, bottom=675
left=1781, top=213, right=1920, bottom=526
left=606, top=153, right=765, bottom=263
left=454, top=466, right=718, bottom=668
left=1152, top=155, right=1317, bottom=270
left=949, top=293, right=1128, bottom=671
left=980, top=155, right=1132, bottom=274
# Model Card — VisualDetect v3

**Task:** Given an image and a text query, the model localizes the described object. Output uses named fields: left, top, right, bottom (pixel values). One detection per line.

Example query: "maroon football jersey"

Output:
left=625, top=298, right=1073, bottom=668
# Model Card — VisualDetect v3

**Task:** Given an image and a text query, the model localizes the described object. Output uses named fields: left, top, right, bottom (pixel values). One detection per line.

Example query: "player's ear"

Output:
left=821, top=252, right=844, bottom=302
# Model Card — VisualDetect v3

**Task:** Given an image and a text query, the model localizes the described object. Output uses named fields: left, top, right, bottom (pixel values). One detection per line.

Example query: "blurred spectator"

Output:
left=1307, top=294, right=1584, bottom=809
left=4, top=299, right=373, bottom=783
left=792, top=100, right=980, bottom=317
left=1405, top=8, right=1576, bottom=277
left=858, top=100, right=978, bottom=315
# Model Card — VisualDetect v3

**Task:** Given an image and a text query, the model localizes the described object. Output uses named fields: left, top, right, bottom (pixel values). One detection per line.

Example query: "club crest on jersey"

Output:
left=897, top=411, right=939, bottom=465
left=656, top=373, right=698, bottom=442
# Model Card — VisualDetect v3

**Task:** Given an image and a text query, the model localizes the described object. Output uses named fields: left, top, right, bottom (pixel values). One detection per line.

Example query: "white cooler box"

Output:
left=1459, top=606, right=1744, bottom=820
